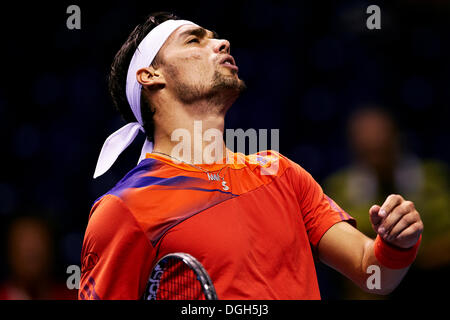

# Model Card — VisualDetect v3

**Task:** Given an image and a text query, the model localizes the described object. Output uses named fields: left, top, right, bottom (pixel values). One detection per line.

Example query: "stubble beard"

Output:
left=173, top=69, right=247, bottom=112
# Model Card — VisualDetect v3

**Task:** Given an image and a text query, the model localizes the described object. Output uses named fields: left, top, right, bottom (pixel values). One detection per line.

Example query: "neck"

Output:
left=152, top=99, right=229, bottom=165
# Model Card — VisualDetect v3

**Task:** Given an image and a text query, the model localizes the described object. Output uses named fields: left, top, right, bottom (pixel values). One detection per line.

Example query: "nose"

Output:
left=213, top=39, right=230, bottom=54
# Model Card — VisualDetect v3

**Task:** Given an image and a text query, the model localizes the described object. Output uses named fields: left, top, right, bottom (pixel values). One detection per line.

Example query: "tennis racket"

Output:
left=143, top=252, right=218, bottom=300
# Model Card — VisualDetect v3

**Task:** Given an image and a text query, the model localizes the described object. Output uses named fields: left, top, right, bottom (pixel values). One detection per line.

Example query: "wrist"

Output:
left=374, top=234, right=422, bottom=269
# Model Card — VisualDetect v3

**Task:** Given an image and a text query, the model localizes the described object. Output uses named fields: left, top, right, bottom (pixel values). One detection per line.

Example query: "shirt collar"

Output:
left=145, top=149, right=248, bottom=172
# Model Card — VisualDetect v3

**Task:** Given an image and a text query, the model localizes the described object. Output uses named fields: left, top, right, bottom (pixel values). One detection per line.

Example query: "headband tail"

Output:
left=93, top=122, right=143, bottom=178
left=138, top=139, right=154, bottom=164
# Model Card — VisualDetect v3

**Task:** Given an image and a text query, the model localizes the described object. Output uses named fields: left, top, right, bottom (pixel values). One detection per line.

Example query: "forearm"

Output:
left=360, top=238, right=409, bottom=295
left=318, top=221, right=418, bottom=296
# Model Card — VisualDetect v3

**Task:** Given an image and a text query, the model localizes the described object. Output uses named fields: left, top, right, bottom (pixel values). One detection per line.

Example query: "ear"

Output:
left=136, top=66, right=165, bottom=89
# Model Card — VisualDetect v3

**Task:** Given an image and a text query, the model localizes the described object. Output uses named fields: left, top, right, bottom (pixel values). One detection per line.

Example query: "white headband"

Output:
left=93, top=19, right=197, bottom=179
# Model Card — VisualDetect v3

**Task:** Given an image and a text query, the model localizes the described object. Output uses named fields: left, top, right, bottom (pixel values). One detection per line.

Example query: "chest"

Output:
left=155, top=177, right=308, bottom=271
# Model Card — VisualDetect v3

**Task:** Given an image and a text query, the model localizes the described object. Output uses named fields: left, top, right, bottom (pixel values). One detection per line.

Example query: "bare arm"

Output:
left=317, top=194, right=423, bottom=295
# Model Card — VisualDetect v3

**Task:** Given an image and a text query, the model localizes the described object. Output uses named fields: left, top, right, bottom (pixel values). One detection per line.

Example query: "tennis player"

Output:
left=79, top=12, right=423, bottom=299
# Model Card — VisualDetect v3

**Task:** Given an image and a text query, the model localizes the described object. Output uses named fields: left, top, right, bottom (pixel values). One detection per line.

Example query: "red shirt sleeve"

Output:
left=288, top=160, right=357, bottom=251
left=79, top=194, right=155, bottom=300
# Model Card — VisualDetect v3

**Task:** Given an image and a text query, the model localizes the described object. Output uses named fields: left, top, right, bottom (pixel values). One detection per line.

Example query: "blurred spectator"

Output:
left=323, top=106, right=450, bottom=299
left=0, top=216, right=76, bottom=300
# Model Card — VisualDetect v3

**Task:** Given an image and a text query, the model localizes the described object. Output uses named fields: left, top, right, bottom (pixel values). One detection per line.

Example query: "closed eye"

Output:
left=187, top=37, right=200, bottom=44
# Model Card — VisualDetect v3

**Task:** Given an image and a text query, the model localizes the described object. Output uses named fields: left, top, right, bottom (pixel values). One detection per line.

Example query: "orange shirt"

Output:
left=79, top=151, right=355, bottom=300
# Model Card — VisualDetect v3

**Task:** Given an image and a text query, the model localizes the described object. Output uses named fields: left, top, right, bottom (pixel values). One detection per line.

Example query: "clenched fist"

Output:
left=369, top=194, right=424, bottom=249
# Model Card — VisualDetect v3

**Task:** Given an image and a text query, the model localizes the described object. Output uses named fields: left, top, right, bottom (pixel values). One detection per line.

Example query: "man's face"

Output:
left=156, top=24, right=246, bottom=106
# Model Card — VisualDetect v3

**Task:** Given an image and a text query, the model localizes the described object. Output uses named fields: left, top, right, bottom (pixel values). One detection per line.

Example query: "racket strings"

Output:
left=157, top=258, right=205, bottom=300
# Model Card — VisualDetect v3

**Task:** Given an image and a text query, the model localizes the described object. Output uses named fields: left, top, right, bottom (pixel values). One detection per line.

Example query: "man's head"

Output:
left=348, top=106, right=399, bottom=172
left=109, top=12, right=246, bottom=142
left=7, top=216, right=53, bottom=285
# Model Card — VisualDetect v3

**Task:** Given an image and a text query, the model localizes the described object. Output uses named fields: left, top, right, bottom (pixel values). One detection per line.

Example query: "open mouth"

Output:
left=219, top=55, right=238, bottom=71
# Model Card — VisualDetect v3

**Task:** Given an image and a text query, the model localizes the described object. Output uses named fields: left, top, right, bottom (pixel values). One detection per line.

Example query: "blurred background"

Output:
left=0, top=0, right=448, bottom=299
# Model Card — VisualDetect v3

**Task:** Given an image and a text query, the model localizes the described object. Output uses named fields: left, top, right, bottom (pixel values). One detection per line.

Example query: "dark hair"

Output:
left=108, top=12, right=179, bottom=142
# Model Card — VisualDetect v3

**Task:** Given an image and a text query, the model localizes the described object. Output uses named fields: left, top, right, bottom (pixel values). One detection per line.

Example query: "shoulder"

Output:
left=92, top=157, right=161, bottom=205
left=83, top=193, right=152, bottom=263
left=243, top=150, right=305, bottom=175
left=238, top=150, right=316, bottom=193
left=87, top=157, right=162, bottom=236
left=87, top=194, right=136, bottom=238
